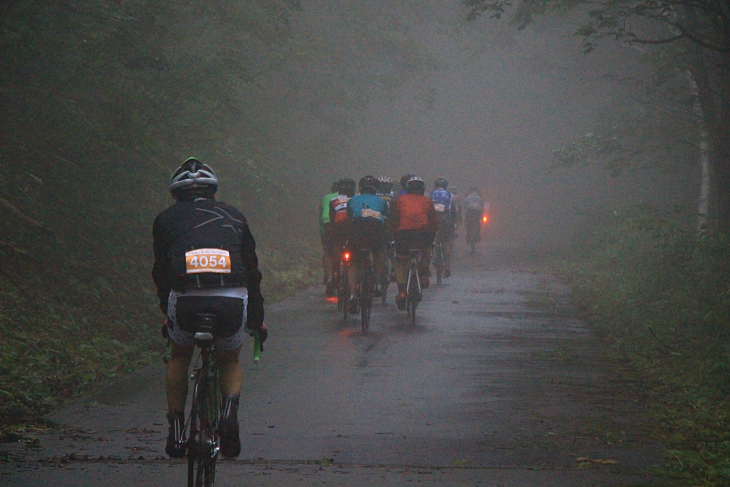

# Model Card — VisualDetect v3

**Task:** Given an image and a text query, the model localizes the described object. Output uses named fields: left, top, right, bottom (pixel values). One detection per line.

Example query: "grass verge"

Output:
left=0, top=246, right=318, bottom=438
left=552, top=211, right=730, bottom=486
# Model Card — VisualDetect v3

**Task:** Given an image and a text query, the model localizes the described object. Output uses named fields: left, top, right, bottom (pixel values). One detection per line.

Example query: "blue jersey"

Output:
left=430, top=188, right=455, bottom=223
left=347, top=194, right=389, bottom=223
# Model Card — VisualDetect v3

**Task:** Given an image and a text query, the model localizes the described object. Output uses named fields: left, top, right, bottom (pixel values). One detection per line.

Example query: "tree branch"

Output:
left=675, top=21, right=730, bottom=52
left=629, top=33, right=686, bottom=45
left=0, top=240, right=27, bottom=255
left=0, top=198, right=45, bottom=228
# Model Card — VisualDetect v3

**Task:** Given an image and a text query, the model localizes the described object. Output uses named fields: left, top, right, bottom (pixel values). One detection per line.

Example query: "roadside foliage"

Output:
left=557, top=210, right=730, bottom=486
left=0, top=0, right=445, bottom=428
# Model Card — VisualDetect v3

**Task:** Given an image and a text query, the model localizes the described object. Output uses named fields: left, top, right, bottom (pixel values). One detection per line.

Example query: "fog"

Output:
left=309, top=10, right=697, bottom=247
left=0, top=0, right=700, bottom=270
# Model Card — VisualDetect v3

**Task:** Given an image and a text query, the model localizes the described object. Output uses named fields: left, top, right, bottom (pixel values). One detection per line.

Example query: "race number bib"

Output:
left=185, top=249, right=231, bottom=274
left=361, top=208, right=382, bottom=219
left=433, top=203, right=446, bottom=213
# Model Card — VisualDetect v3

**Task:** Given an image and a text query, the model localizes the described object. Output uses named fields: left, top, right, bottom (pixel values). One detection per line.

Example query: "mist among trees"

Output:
left=2, top=1, right=728, bottom=484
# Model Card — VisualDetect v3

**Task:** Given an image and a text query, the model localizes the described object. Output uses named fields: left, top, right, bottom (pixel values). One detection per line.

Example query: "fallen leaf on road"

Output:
left=576, top=457, right=618, bottom=465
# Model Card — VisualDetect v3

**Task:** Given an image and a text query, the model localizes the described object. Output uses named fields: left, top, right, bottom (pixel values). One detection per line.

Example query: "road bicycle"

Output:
left=355, top=248, right=374, bottom=332
left=337, top=248, right=352, bottom=321
left=433, top=239, right=445, bottom=285
left=381, top=240, right=394, bottom=305
left=186, top=313, right=220, bottom=487
left=184, top=314, right=263, bottom=487
left=405, top=249, right=422, bottom=326
left=465, top=210, right=484, bottom=254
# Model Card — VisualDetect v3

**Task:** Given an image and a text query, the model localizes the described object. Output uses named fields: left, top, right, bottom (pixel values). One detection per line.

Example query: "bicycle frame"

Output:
left=337, top=248, right=352, bottom=321
left=405, top=250, right=422, bottom=325
left=187, top=315, right=220, bottom=487
left=381, top=240, right=395, bottom=304
left=356, top=248, right=374, bottom=332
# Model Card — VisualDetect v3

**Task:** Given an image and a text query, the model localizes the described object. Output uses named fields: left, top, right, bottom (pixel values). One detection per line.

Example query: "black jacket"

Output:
left=152, top=197, right=264, bottom=329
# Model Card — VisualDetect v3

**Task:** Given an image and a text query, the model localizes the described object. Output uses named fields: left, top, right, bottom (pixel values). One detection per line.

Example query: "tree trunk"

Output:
left=685, top=70, right=712, bottom=234
left=712, top=63, right=730, bottom=234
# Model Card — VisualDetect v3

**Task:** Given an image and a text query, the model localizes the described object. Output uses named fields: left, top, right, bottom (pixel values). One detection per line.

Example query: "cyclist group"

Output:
left=151, top=157, right=486, bottom=464
left=319, top=174, right=465, bottom=311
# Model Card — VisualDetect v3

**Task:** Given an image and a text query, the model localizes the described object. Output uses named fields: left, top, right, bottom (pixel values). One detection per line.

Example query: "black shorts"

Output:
left=394, top=229, right=432, bottom=257
left=436, top=221, right=455, bottom=242
left=329, top=222, right=351, bottom=252
left=174, top=294, right=244, bottom=338
left=349, top=219, right=385, bottom=251
left=321, top=222, right=333, bottom=251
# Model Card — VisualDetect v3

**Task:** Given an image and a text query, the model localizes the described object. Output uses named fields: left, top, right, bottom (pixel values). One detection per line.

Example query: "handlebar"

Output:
left=249, top=330, right=263, bottom=363
left=253, top=334, right=262, bottom=363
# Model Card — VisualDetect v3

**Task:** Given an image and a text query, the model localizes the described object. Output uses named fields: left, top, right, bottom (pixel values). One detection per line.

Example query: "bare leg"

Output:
left=216, top=346, right=243, bottom=397
left=166, top=342, right=194, bottom=414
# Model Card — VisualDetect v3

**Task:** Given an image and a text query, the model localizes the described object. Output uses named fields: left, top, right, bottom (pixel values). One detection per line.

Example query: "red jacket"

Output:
left=390, top=193, right=438, bottom=234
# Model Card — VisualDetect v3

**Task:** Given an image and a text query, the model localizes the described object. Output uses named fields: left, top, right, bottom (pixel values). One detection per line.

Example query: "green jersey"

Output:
left=320, top=192, right=339, bottom=225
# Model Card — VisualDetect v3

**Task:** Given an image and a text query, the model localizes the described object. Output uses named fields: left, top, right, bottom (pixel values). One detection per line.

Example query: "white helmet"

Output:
left=169, top=157, right=218, bottom=194
left=406, top=175, right=425, bottom=192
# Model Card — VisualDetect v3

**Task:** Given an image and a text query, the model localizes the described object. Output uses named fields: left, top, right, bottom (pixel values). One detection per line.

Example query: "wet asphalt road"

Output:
left=1, top=242, right=662, bottom=486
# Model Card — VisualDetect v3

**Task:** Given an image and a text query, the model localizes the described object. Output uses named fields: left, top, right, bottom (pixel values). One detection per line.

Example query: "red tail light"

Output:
left=482, top=214, right=488, bottom=223
left=344, top=252, right=350, bottom=261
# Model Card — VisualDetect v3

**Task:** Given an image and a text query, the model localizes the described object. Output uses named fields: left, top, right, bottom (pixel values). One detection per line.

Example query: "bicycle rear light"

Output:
left=344, top=252, right=350, bottom=261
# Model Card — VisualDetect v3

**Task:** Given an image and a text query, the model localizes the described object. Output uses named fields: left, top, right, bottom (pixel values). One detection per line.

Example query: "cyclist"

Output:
left=153, top=157, right=267, bottom=459
left=430, top=177, right=457, bottom=278
left=347, top=175, right=389, bottom=306
left=463, top=186, right=485, bottom=252
left=329, top=178, right=356, bottom=274
left=376, top=176, right=396, bottom=291
left=376, top=176, right=396, bottom=206
left=397, top=173, right=414, bottom=198
left=319, top=181, right=340, bottom=296
left=389, top=176, right=438, bottom=310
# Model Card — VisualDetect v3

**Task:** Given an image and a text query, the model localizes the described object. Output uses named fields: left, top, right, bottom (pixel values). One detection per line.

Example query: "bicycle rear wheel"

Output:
left=381, top=257, right=389, bottom=305
left=406, top=266, right=418, bottom=325
left=337, top=263, right=347, bottom=316
left=408, top=288, right=418, bottom=325
left=341, top=264, right=349, bottom=322
left=188, top=372, right=217, bottom=487
left=360, top=269, right=372, bottom=332
left=187, top=405, right=198, bottom=487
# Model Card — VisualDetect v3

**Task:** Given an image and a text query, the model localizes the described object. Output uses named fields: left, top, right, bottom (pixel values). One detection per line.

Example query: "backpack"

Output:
left=464, top=193, right=483, bottom=212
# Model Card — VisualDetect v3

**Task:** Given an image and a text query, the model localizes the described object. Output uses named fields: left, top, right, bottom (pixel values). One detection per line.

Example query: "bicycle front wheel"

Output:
left=360, top=299, right=370, bottom=332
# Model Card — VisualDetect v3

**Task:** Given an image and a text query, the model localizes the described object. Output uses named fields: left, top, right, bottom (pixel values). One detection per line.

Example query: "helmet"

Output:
left=359, top=175, right=378, bottom=194
left=434, top=177, right=448, bottom=189
left=378, top=176, right=393, bottom=193
left=400, top=173, right=415, bottom=190
left=170, top=157, right=218, bottom=194
left=339, top=177, right=356, bottom=196
left=406, top=176, right=425, bottom=194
